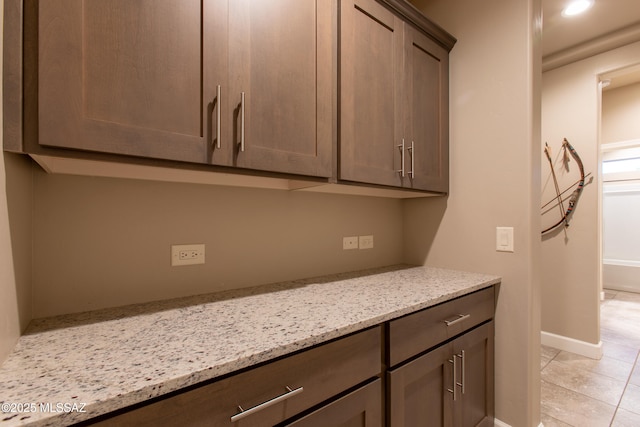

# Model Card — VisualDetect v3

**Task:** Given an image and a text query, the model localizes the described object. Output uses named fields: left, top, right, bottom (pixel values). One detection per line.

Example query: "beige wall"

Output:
left=0, top=155, right=34, bottom=363
left=32, top=170, right=404, bottom=317
left=1, top=2, right=34, bottom=363
left=406, top=1, right=541, bottom=426
left=541, top=41, right=640, bottom=346
left=602, top=81, right=640, bottom=143
left=0, top=153, right=33, bottom=361
left=1, top=6, right=544, bottom=427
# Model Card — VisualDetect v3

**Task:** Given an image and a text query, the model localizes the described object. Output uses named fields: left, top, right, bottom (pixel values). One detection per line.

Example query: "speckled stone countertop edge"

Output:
left=0, top=265, right=501, bottom=427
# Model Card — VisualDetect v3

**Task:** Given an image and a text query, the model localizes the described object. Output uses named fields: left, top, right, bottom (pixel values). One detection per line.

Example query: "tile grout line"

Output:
left=541, top=290, right=640, bottom=426
left=540, top=292, right=640, bottom=427
left=607, top=291, right=640, bottom=426
left=542, top=354, right=629, bottom=408
left=610, top=349, right=640, bottom=426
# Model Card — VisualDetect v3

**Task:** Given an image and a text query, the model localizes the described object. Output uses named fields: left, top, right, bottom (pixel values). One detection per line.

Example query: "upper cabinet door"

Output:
left=227, top=0, right=333, bottom=177
left=38, top=0, right=227, bottom=164
left=404, top=25, right=449, bottom=192
left=339, top=0, right=404, bottom=188
left=340, top=0, right=452, bottom=193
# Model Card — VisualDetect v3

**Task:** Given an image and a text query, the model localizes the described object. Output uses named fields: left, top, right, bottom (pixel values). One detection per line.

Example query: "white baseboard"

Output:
left=606, top=283, right=640, bottom=293
left=494, top=417, right=543, bottom=426
left=541, top=331, right=603, bottom=359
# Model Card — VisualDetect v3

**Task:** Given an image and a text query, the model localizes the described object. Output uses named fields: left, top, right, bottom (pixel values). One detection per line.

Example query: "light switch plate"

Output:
left=496, top=227, right=514, bottom=252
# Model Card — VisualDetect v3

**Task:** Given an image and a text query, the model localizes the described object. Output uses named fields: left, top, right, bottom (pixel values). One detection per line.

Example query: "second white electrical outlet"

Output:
left=171, top=244, right=205, bottom=266
left=359, top=235, right=374, bottom=249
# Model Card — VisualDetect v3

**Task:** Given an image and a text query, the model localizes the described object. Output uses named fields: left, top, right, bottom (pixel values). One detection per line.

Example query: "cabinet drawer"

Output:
left=90, top=327, right=381, bottom=426
left=388, top=287, right=494, bottom=366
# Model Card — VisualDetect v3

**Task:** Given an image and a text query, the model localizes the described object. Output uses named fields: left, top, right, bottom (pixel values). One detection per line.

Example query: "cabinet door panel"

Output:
left=38, top=0, right=225, bottom=164
left=388, top=343, right=454, bottom=427
left=285, top=379, right=382, bottom=427
left=405, top=26, right=449, bottom=192
left=229, top=0, right=332, bottom=177
left=453, top=322, right=494, bottom=427
left=340, top=0, right=404, bottom=187
left=83, top=1, right=199, bottom=137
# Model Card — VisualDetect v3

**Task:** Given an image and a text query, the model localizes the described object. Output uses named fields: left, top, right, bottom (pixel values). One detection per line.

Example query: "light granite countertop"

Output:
left=0, top=265, right=500, bottom=427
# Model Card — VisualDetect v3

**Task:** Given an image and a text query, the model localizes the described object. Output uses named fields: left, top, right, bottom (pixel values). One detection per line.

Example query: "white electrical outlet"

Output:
left=171, top=244, right=205, bottom=266
left=359, top=235, right=374, bottom=249
left=343, top=236, right=358, bottom=250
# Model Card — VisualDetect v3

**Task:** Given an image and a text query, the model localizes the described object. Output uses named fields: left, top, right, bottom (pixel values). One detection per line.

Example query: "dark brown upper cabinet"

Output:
left=30, top=0, right=332, bottom=178
left=5, top=0, right=454, bottom=195
left=339, top=0, right=453, bottom=192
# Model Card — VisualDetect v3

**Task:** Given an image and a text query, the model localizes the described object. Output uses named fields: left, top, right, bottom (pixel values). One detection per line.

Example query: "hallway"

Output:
left=540, top=290, right=640, bottom=426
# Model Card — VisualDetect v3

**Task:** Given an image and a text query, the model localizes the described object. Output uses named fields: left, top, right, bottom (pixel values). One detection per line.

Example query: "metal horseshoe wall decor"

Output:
left=541, top=138, right=592, bottom=235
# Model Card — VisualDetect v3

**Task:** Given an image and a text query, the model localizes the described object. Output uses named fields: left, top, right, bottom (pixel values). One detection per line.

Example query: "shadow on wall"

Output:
left=29, top=168, right=406, bottom=317
left=402, top=195, right=448, bottom=265
left=3, top=153, right=34, bottom=332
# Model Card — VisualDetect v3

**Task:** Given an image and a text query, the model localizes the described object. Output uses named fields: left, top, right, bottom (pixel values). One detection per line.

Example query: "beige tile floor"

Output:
left=541, top=289, right=640, bottom=427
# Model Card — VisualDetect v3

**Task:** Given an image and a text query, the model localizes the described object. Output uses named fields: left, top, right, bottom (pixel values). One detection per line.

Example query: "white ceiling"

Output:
left=542, top=0, right=640, bottom=57
left=542, top=0, right=640, bottom=87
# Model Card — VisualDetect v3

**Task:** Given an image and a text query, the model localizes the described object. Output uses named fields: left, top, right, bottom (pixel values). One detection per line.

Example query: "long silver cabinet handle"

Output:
left=230, top=386, right=304, bottom=422
left=240, top=91, right=245, bottom=152
left=397, top=139, right=405, bottom=177
left=408, top=140, right=415, bottom=178
left=215, top=85, right=221, bottom=149
left=457, top=350, right=466, bottom=394
left=443, top=314, right=470, bottom=326
left=447, top=358, right=457, bottom=401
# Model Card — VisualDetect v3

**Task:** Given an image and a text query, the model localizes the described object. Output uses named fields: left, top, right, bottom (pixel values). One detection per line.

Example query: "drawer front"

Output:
left=388, top=286, right=494, bottom=366
left=90, top=327, right=381, bottom=427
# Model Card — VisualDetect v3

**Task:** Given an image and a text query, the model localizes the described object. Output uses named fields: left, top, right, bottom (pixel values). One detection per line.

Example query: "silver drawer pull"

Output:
left=457, top=350, right=466, bottom=394
left=239, top=91, right=245, bottom=152
left=215, top=85, right=221, bottom=149
left=397, top=139, right=405, bottom=177
left=408, top=140, right=415, bottom=178
left=230, top=386, right=303, bottom=422
left=447, top=357, right=457, bottom=401
left=443, top=314, right=470, bottom=326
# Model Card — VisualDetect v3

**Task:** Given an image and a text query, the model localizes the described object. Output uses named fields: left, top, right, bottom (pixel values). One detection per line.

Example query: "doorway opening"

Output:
left=599, top=64, right=640, bottom=295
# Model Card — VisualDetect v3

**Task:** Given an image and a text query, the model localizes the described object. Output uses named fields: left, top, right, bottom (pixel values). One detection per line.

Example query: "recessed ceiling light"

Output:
left=562, top=0, right=594, bottom=17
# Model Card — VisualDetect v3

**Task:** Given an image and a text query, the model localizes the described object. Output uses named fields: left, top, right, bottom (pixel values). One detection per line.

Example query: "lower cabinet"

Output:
left=388, top=322, right=494, bottom=427
left=86, top=327, right=381, bottom=427
left=78, top=286, right=496, bottom=427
